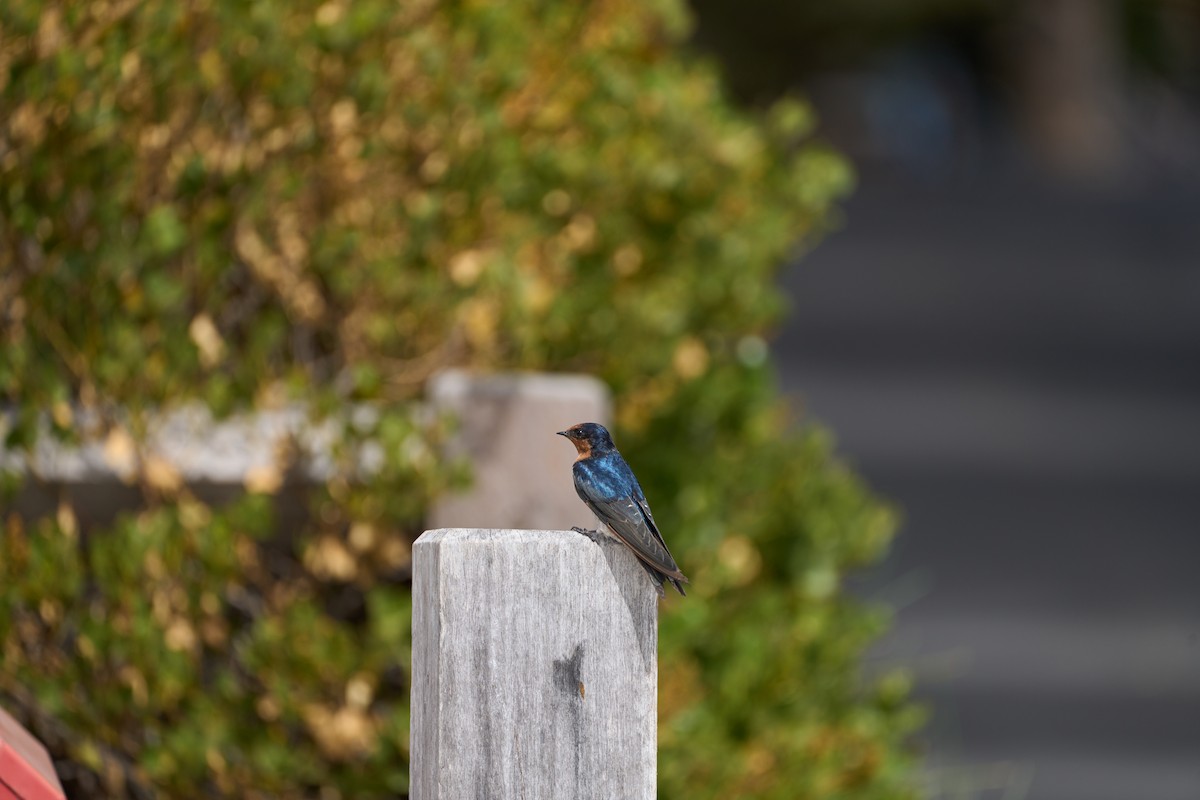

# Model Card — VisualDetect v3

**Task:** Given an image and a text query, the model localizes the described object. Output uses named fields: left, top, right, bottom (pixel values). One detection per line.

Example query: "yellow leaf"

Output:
left=188, top=313, right=226, bottom=367
left=51, top=400, right=73, bottom=429
left=672, top=337, right=709, bottom=380
left=459, top=298, right=497, bottom=350
left=348, top=521, right=377, bottom=553
left=304, top=535, right=357, bottom=581
left=144, top=454, right=182, bottom=493
left=717, top=535, right=762, bottom=587
left=244, top=464, right=283, bottom=495
left=303, top=704, right=377, bottom=761
left=448, top=249, right=486, bottom=287
left=56, top=500, right=78, bottom=539
left=315, top=1, right=345, bottom=26
left=103, top=427, right=137, bottom=479
left=345, top=674, right=374, bottom=709
left=164, top=618, right=198, bottom=653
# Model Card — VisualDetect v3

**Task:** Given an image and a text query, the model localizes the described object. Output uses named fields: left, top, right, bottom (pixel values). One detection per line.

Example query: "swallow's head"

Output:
left=557, top=422, right=615, bottom=459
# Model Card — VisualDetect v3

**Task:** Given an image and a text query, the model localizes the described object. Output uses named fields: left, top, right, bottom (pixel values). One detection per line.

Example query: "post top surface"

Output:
left=416, top=528, right=585, bottom=547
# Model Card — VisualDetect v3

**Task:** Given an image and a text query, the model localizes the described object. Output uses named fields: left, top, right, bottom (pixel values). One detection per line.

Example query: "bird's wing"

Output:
left=629, top=484, right=682, bottom=568
left=586, top=493, right=686, bottom=581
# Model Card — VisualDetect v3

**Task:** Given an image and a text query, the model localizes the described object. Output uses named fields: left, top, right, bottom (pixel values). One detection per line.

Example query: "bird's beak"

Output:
left=556, top=430, right=570, bottom=438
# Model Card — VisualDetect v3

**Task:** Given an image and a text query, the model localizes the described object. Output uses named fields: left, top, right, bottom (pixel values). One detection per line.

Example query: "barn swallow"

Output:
left=557, top=422, right=688, bottom=597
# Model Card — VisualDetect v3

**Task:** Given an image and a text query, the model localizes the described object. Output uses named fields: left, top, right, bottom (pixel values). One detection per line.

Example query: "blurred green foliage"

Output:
left=0, top=0, right=920, bottom=797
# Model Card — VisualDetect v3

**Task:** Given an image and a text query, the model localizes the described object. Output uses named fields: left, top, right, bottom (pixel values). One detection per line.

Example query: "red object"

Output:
left=0, top=706, right=65, bottom=800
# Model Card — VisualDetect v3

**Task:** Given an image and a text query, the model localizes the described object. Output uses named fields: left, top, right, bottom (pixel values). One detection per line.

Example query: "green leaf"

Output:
left=144, top=204, right=188, bottom=256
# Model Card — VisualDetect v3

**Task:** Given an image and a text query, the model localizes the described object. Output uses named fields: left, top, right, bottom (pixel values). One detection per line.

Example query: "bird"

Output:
left=557, top=422, right=688, bottom=597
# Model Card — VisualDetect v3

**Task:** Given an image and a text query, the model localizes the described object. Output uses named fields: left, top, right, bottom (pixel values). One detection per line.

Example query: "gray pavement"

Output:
left=774, top=173, right=1200, bottom=800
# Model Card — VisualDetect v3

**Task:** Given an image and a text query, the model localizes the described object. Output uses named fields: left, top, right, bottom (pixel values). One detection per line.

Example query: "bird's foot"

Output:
left=571, top=526, right=606, bottom=544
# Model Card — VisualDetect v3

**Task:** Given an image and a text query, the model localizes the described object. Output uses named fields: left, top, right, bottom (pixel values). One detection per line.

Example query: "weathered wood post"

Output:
left=411, top=528, right=658, bottom=800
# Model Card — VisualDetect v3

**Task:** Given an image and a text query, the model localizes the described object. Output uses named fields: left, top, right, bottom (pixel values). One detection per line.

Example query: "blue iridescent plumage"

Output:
left=558, top=422, right=688, bottom=597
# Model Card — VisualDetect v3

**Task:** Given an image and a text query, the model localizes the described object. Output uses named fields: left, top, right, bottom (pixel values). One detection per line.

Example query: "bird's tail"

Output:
left=637, top=560, right=688, bottom=597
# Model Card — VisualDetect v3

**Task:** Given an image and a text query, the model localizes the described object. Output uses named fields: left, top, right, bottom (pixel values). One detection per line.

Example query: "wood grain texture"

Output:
left=411, top=529, right=658, bottom=800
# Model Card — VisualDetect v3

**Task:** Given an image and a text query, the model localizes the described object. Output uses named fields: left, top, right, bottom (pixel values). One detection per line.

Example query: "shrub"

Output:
left=0, top=0, right=920, bottom=797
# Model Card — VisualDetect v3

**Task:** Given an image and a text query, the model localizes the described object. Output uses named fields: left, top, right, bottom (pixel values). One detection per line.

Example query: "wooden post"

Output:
left=411, top=529, right=658, bottom=800
left=426, top=370, right=612, bottom=532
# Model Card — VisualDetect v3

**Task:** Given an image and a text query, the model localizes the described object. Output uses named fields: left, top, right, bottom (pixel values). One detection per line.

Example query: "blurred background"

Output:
left=684, top=1, right=1200, bottom=798
left=1, top=1, right=913, bottom=797
left=2, top=1, right=1198, bottom=798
